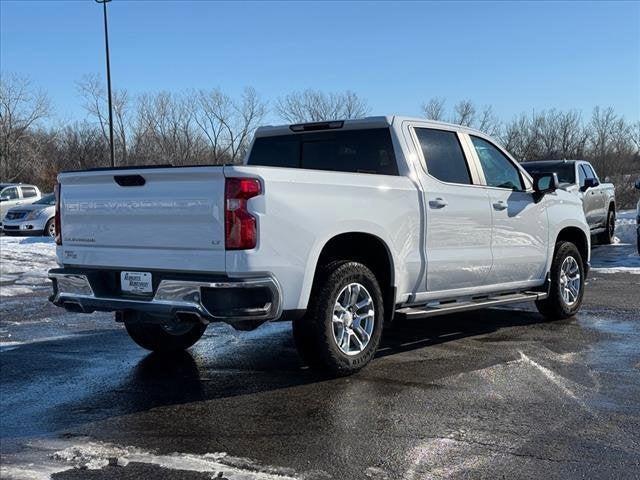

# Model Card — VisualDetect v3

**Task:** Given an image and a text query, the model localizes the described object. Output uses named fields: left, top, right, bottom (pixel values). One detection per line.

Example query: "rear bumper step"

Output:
left=395, top=291, right=548, bottom=320
left=48, top=269, right=283, bottom=325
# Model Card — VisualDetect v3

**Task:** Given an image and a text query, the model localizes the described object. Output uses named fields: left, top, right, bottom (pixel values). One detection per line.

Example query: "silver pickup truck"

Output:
left=523, top=160, right=616, bottom=244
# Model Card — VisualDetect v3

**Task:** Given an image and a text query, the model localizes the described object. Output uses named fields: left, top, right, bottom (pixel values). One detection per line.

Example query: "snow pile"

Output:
left=0, top=236, right=58, bottom=297
left=1, top=439, right=300, bottom=480
left=591, top=210, right=640, bottom=274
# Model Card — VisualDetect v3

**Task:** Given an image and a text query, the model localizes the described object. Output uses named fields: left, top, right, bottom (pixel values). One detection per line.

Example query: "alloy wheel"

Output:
left=332, top=283, right=375, bottom=356
left=559, top=256, right=581, bottom=306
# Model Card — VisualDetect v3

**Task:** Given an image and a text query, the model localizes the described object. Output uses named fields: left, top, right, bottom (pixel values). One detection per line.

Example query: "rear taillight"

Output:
left=225, top=177, right=261, bottom=250
left=54, top=183, right=62, bottom=245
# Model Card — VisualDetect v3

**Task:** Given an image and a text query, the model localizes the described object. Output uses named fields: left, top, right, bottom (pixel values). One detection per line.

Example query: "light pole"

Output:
left=95, top=0, right=115, bottom=167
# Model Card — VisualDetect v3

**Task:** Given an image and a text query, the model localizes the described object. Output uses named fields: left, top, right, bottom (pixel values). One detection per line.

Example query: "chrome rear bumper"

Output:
left=48, top=269, right=282, bottom=325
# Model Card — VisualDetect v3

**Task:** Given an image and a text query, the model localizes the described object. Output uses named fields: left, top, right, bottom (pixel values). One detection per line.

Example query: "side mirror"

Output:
left=0, top=196, right=8, bottom=202
left=581, top=178, right=598, bottom=191
left=635, top=179, right=640, bottom=190
left=533, top=172, right=559, bottom=195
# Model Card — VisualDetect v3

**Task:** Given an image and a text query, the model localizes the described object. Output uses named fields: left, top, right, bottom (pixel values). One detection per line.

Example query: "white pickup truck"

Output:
left=522, top=160, right=616, bottom=244
left=49, top=117, right=591, bottom=374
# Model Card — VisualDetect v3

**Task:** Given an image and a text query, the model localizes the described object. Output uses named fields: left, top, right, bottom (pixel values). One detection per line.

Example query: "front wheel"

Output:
left=124, top=316, right=207, bottom=353
left=293, top=261, right=384, bottom=376
left=44, top=218, right=56, bottom=237
left=536, top=241, right=585, bottom=320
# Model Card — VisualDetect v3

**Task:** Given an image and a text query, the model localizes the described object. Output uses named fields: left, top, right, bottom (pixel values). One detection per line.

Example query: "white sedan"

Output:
left=2, top=193, right=56, bottom=237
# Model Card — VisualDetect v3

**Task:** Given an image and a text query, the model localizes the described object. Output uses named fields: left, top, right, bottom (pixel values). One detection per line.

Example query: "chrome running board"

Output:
left=395, top=291, right=547, bottom=320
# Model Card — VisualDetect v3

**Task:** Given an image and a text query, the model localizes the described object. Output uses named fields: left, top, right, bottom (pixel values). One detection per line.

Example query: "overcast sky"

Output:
left=1, top=0, right=638, bottom=124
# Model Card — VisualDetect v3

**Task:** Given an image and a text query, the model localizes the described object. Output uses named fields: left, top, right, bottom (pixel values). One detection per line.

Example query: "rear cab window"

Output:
left=20, top=186, right=38, bottom=198
left=523, top=162, right=576, bottom=184
left=247, top=128, right=398, bottom=176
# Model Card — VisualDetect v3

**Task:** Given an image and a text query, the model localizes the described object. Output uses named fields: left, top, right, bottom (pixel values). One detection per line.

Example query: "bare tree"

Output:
left=192, top=87, right=266, bottom=164
left=77, top=74, right=130, bottom=164
left=477, top=105, right=501, bottom=137
left=452, top=99, right=476, bottom=127
left=556, top=110, right=588, bottom=159
left=276, top=89, right=369, bottom=123
left=131, top=91, right=202, bottom=165
left=0, top=72, right=51, bottom=180
left=422, top=97, right=446, bottom=121
left=501, top=112, right=544, bottom=161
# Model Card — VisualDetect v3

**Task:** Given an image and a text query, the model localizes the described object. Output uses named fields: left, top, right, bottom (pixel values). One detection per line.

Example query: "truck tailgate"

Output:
left=58, top=166, right=226, bottom=272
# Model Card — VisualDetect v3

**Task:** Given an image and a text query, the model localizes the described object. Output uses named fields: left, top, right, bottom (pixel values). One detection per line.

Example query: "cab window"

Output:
left=1, top=187, right=19, bottom=200
left=578, top=164, right=587, bottom=187
left=21, top=186, right=38, bottom=198
left=248, top=128, right=398, bottom=176
left=471, top=136, right=525, bottom=191
left=583, top=164, right=598, bottom=181
left=414, top=128, right=472, bottom=185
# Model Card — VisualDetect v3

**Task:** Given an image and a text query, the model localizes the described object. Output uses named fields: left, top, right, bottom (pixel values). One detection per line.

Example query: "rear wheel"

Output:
left=293, top=261, right=384, bottom=376
left=124, top=315, right=207, bottom=353
left=536, top=241, right=585, bottom=320
left=596, top=208, right=615, bottom=245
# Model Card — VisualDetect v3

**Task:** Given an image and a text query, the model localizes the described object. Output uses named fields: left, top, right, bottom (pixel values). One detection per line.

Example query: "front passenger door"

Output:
left=581, top=164, right=605, bottom=227
left=468, top=135, right=549, bottom=284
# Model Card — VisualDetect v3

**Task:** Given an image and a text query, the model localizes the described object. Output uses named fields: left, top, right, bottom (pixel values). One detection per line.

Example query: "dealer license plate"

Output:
left=121, top=271, right=152, bottom=294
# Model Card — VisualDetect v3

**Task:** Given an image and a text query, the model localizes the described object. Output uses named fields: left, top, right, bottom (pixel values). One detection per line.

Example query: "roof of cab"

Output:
left=254, top=115, right=490, bottom=138
left=523, top=160, right=586, bottom=166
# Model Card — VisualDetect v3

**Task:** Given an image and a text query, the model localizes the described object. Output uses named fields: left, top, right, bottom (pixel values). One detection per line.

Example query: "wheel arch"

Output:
left=555, top=226, right=589, bottom=267
left=312, top=232, right=396, bottom=322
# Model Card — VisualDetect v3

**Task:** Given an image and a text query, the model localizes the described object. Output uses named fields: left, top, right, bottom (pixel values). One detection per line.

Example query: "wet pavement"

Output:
left=1, top=271, right=639, bottom=479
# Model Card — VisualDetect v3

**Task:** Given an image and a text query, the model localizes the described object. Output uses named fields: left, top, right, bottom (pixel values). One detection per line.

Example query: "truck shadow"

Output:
left=12, top=307, right=562, bottom=439
left=106, top=307, right=550, bottom=410
left=378, top=307, right=545, bottom=357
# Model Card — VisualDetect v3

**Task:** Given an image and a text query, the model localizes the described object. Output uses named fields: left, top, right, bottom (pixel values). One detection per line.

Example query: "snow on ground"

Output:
left=591, top=210, right=640, bottom=274
left=0, top=438, right=300, bottom=480
left=0, top=236, right=57, bottom=297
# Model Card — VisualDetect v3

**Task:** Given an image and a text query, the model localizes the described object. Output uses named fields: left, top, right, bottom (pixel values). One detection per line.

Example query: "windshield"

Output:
left=33, top=193, right=55, bottom=205
left=523, top=163, right=576, bottom=184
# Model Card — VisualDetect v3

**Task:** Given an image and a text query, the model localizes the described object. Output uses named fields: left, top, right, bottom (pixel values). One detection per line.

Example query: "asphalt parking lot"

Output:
left=1, top=266, right=639, bottom=479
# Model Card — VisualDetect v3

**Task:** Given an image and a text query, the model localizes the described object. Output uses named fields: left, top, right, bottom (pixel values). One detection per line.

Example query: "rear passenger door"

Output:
left=20, top=186, right=39, bottom=203
left=411, top=126, right=493, bottom=292
left=467, top=135, right=549, bottom=284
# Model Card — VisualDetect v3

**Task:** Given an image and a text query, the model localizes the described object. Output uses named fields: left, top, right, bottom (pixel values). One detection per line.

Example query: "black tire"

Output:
left=536, top=241, right=585, bottom=320
left=44, top=218, right=56, bottom=237
left=293, top=261, right=384, bottom=376
left=124, top=316, right=207, bottom=353
left=596, top=208, right=615, bottom=245
left=636, top=226, right=640, bottom=255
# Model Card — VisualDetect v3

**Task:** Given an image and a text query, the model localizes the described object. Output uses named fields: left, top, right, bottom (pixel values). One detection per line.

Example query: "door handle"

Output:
left=429, top=197, right=448, bottom=209
left=493, top=200, right=508, bottom=211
